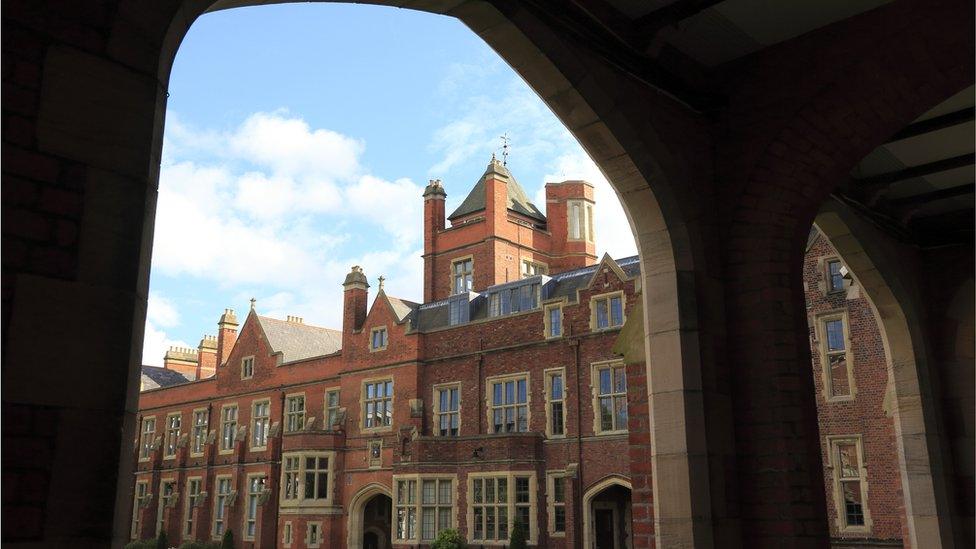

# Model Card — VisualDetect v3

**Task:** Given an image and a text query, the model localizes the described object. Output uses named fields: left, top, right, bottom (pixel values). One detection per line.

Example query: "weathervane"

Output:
left=500, top=133, right=510, bottom=166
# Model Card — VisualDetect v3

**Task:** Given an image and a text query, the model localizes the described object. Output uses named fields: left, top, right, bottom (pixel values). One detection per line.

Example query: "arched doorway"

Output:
left=347, top=483, right=392, bottom=549
left=583, top=477, right=633, bottom=549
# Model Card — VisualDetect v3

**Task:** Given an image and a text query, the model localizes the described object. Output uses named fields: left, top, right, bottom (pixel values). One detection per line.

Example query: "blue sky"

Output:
left=145, top=3, right=636, bottom=365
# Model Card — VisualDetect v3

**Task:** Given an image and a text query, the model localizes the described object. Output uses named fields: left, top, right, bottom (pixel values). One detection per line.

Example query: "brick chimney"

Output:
left=342, top=266, right=369, bottom=337
left=545, top=180, right=597, bottom=272
left=216, top=308, right=239, bottom=367
left=197, top=335, right=217, bottom=379
left=164, top=346, right=200, bottom=381
left=422, top=179, right=446, bottom=302
left=483, top=156, right=509, bottom=236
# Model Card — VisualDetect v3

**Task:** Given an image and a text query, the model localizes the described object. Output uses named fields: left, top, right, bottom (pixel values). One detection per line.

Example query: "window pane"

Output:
left=422, top=480, right=436, bottom=504
left=825, top=319, right=845, bottom=351
left=599, top=369, right=612, bottom=395
left=515, top=477, right=529, bottom=503
left=596, top=299, right=608, bottom=328
left=438, top=480, right=451, bottom=504
left=552, top=402, right=564, bottom=435
left=473, top=479, right=483, bottom=503
left=600, top=397, right=613, bottom=431
left=517, top=379, right=526, bottom=403
left=449, top=388, right=459, bottom=410
left=842, top=480, right=865, bottom=525
left=837, top=443, right=859, bottom=478
left=505, top=381, right=514, bottom=404
left=422, top=508, right=435, bottom=540
left=615, top=396, right=628, bottom=428
left=493, top=383, right=502, bottom=405
left=553, top=477, right=565, bottom=502
left=497, top=478, right=507, bottom=502
left=551, top=374, right=563, bottom=399
left=498, top=510, right=508, bottom=540
left=438, top=507, right=451, bottom=531
left=830, top=354, right=851, bottom=397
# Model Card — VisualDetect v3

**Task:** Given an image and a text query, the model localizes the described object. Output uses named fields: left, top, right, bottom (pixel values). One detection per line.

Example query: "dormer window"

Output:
left=487, top=282, right=540, bottom=317
left=591, top=292, right=624, bottom=330
left=452, top=257, right=473, bottom=294
left=448, top=294, right=471, bottom=326
left=370, top=327, right=388, bottom=351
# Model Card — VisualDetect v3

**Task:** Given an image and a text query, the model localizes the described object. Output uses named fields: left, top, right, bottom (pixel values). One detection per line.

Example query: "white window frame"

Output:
left=590, top=290, right=625, bottom=331
left=816, top=310, right=857, bottom=402
left=243, top=473, right=266, bottom=541
left=183, top=476, right=202, bottom=539
left=219, top=403, right=238, bottom=454
left=164, top=412, right=181, bottom=459
left=324, top=388, right=341, bottom=430
left=432, top=382, right=461, bottom=437
left=241, top=355, right=255, bottom=380
left=139, top=416, right=156, bottom=461
left=485, top=373, right=531, bottom=434
left=131, top=480, right=148, bottom=539
left=451, top=256, right=474, bottom=295
left=370, top=326, right=389, bottom=352
left=546, top=471, right=568, bottom=537
left=827, top=435, right=872, bottom=533
left=211, top=475, right=232, bottom=539
left=361, top=378, right=394, bottom=432
left=394, top=474, right=457, bottom=543
left=543, top=302, right=564, bottom=339
left=279, top=450, right=336, bottom=510
left=592, top=360, right=628, bottom=435
left=466, top=471, right=538, bottom=545
left=190, top=408, right=208, bottom=457
left=544, top=368, right=567, bottom=438
left=284, top=393, right=306, bottom=432
left=250, top=399, right=271, bottom=450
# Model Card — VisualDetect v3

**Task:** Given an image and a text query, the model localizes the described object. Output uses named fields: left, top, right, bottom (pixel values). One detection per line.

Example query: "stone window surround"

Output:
left=431, top=381, right=462, bottom=437
left=218, top=403, right=238, bottom=455
left=250, top=399, right=271, bottom=451
left=814, top=309, right=857, bottom=402
left=451, top=255, right=475, bottom=295
left=131, top=480, right=148, bottom=539
left=360, top=376, right=394, bottom=433
left=369, top=325, right=388, bottom=352
left=466, top=470, right=538, bottom=545
left=484, top=372, right=532, bottom=435
left=282, top=521, right=293, bottom=547
left=393, top=473, right=458, bottom=543
left=826, top=434, right=873, bottom=534
left=546, top=471, right=568, bottom=537
left=589, top=290, right=626, bottom=332
left=521, top=257, right=548, bottom=278
left=164, top=411, right=181, bottom=460
left=138, top=416, right=156, bottom=462
left=279, top=450, right=337, bottom=511
left=284, top=392, right=306, bottom=433
left=824, top=256, right=846, bottom=294
left=242, top=473, right=266, bottom=541
left=567, top=198, right=595, bottom=243
left=544, top=368, right=567, bottom=439
left=591, top=360, right=628, bottom=435
left=190, top=408, right=208, bottom=457
left=211, top=474, right=233, bottom=540
left=543, top=299, right=565, bottom=340
left=157, top=477, right=176, bottom=536
left=241, top=355, right=255, bottom=380
left=306, top=521, right=323, bottom=548
left=183, top=476, right=202, bottom=539
left=324, top=387, right=341, bottom=430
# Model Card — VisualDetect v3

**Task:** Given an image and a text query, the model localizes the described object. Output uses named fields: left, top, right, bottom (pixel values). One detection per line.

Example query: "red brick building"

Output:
left=131, top=158, right=905, bottom=548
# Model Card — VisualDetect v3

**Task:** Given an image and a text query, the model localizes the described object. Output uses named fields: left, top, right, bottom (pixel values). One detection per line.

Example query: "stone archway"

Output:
left=582, top=476, right=633, bottom=549
left=815, top=198, right=958, bottom=547
left=346, top=483, right=392, bottom=549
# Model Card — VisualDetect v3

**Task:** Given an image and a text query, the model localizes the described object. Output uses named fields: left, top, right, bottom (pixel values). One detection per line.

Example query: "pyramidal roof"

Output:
left=448, top=156, right=546, bottom=223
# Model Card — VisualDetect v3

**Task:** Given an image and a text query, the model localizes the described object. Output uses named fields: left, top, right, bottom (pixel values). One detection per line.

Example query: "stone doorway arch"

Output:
left=582, top=476, right=633, bottom=549
left=346, top=483, right=392, bottom=549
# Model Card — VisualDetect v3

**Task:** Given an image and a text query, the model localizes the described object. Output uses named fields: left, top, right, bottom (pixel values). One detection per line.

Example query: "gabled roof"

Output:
left=256, top=315, right=342, bottom=363
left=140, top=365, right=189, bottom=391
left=385, top=295, right=419, bottom=324
left=448, top=157, right=546, bottom=223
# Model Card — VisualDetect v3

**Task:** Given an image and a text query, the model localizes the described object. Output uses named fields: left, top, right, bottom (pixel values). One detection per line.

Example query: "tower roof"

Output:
left=448, top=156, right=546, bottom=223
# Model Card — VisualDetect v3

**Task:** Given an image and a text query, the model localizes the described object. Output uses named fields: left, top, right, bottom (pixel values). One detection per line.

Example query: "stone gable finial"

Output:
left=378, top=275, right=386, bottom=291
left=249, top=298, right=256, bottom=311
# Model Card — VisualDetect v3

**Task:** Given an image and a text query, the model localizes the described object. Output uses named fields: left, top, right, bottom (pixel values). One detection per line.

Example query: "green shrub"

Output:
left=179, top=542, right=222, bottom=549
left=430, top=528, right=467, bottom=549
left=509, top=519, right=528, bottom=549
left=123, top=541, right=154, bottom=549
left=155, top=531, right=168, bottom=549
left=221, top=529, right=234, bottom=549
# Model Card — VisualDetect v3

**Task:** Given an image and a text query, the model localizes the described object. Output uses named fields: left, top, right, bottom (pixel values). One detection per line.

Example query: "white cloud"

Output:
left=148, top=292, right=181, bottom=328
left=142, top=322, right=190, bottom=366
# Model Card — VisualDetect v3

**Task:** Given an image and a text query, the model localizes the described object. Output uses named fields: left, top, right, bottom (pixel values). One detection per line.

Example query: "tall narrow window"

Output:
left=546, top=370, right=565, bottom=437
left=164, top=413, right=181, bottom=458
left=219, top=405, right=237, bottom=451
left=244, top=475, right=266, bottom=539
left=184, top=478, right=201, bottom=537
left=282, top=456, right=300, bottom=502
left=283, top=522, right=293, bottom=546
left=285, top=395, right=305, bottom=432
left=241, top=356, right=254, bottom=379
left=544, top=303, right=562, bottom=339
left=396, top=479, right=417, bottom=541
left=139, top=417, right=156, bottom=460
left=435, top=385, right=460, bottom=437
left=489, top=376, right=528, bottom=433
left=594, top=362, right=628, bottom=433
left=569, top=201, right=582, bottom=240
left=821, top=315, right=853, bottom=399
left=364, top=380, right=393, bottom=429
left=586, top=204, right=594, bottom=242
left=131, top=481, right=148, bottom=539
left=191, top=409, right=208, bottom=455
left=370, top=327, right=388, bottom=351
left=251, top=400, right=270, bottom=448
left=830, top=437, right=871, bottom=532
left=212, top=477, right=231, bottom=538
left=548, top=474, right=566, bottom=535
left=827, top=259, right=845, bottom=292
left=452, top=258, right=473, bottom=294
left=306, top=522, right=322, bottom=548
left=157, top=480, right=175, bottom=535
left=592, top=293, right=624, bottom=330
left=325, top=390, right=340, bottom=429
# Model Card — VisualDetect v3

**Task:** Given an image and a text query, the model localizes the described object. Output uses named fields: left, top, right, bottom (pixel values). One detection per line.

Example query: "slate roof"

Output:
left=448, top=158, right=546, bottom=223
left=256, top=315, right=342, bottom=363
left=412, top=255, right=641, bottom=332
left=140, top=366, right=189, bottom=391
left=385, top=295, right=419, bottom=324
